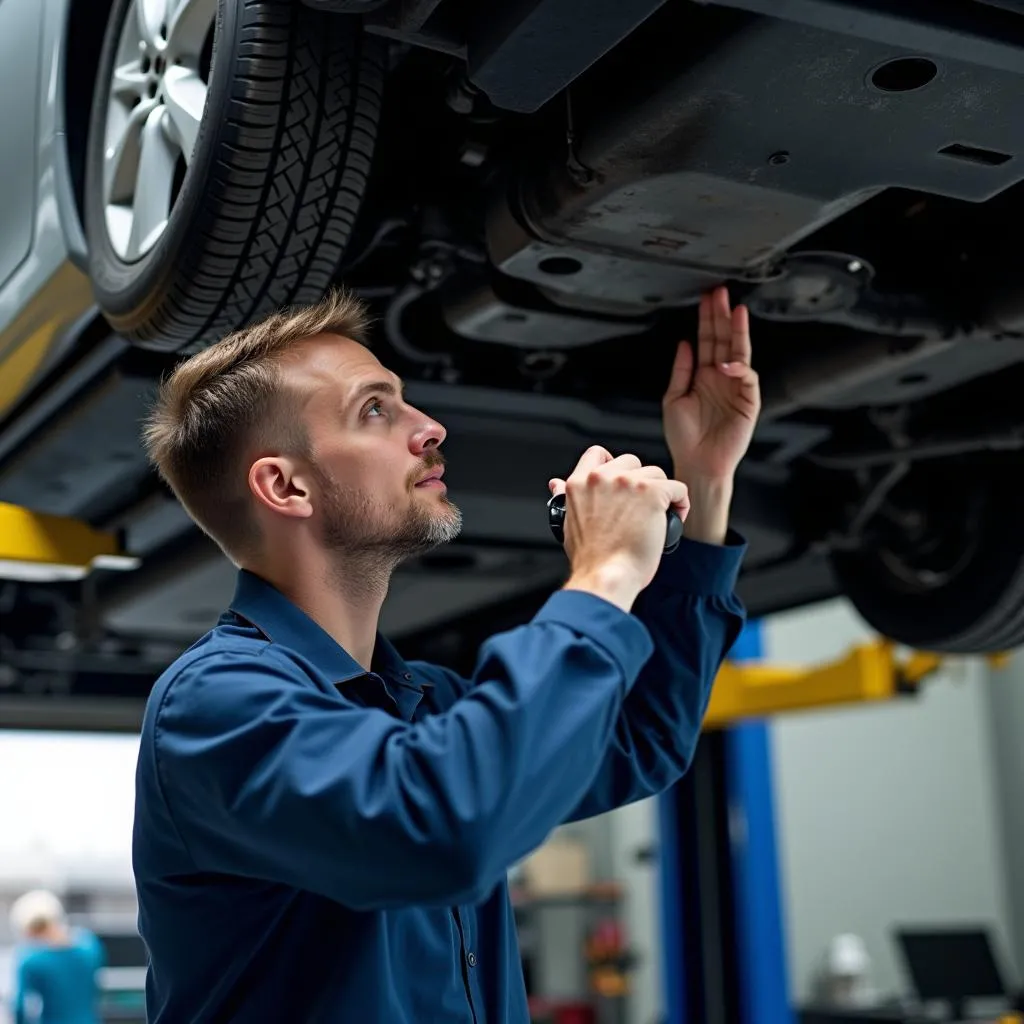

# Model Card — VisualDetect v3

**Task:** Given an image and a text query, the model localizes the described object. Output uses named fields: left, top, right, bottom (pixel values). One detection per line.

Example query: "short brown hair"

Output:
left=142, top=288, right=370, bottom=562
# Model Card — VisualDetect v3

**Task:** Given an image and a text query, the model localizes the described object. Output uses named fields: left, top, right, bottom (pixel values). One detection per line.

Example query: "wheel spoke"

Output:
left=166, top=0, right=214, bottom=59
left=125, top=106, right=180, bottom=260
left=162, top=65, right=207, bottom=162
left=111, top=59, right=147, bottom=101
left=136, top=0, right=168, bottom=46
left=104, top=103, right=150, bottom=207
left=114, top=5, right=145, bottom=70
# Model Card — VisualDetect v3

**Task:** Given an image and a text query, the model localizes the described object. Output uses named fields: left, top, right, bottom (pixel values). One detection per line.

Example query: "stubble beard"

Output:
left=316, top=467, right=463, bottom=585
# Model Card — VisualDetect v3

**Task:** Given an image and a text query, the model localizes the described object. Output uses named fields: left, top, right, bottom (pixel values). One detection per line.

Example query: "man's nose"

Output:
left=410, top=413, right=446, bottom=454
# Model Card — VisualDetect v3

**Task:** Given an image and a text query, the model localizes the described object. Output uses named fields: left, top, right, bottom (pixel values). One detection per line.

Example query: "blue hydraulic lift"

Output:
left=654, top=618, right=971, bottom=1024
left=723, top=622, right=792, bottom=1024
left=658, top=619, right=793, bottom=1024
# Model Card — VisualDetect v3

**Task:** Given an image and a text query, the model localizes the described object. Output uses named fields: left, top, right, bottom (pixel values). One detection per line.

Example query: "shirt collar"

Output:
left=227, top=569, right=420, bottom=692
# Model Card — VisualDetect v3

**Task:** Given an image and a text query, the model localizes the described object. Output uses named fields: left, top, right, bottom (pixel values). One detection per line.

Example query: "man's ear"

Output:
left=248, top=457, right=315, bottom=520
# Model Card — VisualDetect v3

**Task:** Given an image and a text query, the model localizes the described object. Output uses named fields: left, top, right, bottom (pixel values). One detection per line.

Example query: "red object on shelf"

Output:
left=528, top=997, right=596, bottom=1024
left=552, top=1003, right=596, bottom=1024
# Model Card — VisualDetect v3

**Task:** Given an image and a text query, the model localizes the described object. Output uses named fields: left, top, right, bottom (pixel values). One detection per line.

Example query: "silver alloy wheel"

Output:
left=103, top=0, right=216, bottom=262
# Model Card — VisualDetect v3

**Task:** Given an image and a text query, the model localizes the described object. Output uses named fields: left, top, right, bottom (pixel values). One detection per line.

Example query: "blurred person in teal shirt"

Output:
left=8, top=890, right=105, bottom=1024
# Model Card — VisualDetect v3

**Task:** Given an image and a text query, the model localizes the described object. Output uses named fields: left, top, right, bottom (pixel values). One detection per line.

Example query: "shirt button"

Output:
left=466, top=952, right=477, bottom=968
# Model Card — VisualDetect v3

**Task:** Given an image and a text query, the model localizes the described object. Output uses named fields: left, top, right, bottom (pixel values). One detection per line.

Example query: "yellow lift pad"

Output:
left=0, top=502, right=138, bottom=582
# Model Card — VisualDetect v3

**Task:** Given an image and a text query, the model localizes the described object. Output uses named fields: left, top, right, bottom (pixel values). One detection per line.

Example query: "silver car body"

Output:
left=0, top=0, right=96, bottom=422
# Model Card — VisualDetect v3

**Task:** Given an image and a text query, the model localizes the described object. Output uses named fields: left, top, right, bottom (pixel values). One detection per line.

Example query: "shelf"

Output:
left=511, top=882, right=623, bottom=911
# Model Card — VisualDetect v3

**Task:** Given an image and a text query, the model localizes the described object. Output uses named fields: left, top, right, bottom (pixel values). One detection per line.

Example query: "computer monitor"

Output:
left=894, top=927, right=1008, bottom=1016
left=95, top=931, right=148, bottom=969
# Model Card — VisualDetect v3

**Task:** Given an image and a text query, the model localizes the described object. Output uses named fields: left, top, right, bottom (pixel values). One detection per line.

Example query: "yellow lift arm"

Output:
left=704, top=639, right=1010, bottom=730
left=0, top=501, right=138, bottom=582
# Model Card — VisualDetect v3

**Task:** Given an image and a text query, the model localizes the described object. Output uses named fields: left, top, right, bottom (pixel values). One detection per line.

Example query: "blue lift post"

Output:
left=657, top=619, right=793, bottom=1024
left=657, top=761, right=688, bottom=1021
left=724, top=620, right=793, bottom=1024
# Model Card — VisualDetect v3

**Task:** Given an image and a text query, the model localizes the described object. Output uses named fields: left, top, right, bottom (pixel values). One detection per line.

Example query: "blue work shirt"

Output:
left=11, top=928, right=105, bottom=1024
left=133, top=532, right=746, bottom=1023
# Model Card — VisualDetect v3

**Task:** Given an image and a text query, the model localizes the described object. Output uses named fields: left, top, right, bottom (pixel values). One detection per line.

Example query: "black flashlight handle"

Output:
left=547, top=492, right=683, bottom=554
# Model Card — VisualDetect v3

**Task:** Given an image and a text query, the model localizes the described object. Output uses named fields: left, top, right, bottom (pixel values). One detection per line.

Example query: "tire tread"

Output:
left=91, top=0, right=383, bottom=350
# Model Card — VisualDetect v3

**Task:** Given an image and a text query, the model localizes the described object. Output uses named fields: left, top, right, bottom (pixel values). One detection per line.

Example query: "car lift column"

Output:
left=655, top=626, right=990, bottom=1022
left=724, top=621, right=793, bottom=1024
left=658, top=619, right=793, bottom=1024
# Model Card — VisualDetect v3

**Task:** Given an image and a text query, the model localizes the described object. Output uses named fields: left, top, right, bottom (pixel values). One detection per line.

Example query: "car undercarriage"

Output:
left=2, top=0, right=1024, bottom=725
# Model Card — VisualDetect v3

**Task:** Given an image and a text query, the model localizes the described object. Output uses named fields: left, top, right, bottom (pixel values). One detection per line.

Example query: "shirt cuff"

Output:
left=533, top=589, right=655, bottom=684
left=647, top=527, right=748, bottom=597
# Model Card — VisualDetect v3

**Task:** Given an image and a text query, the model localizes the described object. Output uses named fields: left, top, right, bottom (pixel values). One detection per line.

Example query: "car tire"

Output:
left=299, top=0, right=389, bottom=11
left=84, top=0, right=384, bottom=352
left=830, top=472, right=1024, bottom=653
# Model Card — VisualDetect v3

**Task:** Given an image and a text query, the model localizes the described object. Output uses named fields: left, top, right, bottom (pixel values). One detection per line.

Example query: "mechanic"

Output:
left=131, top=284, right=760, bottom=1023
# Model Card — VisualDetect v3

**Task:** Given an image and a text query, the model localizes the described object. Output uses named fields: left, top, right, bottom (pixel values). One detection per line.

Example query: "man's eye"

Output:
left=366, top=399, right=385, bottom=418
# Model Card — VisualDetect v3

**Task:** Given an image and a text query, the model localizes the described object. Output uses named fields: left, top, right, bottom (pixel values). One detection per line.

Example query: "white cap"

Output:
left=826, top=933, right=870, bottom=976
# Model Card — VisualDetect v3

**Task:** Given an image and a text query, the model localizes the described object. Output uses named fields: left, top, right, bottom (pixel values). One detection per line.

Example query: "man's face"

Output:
left=282, top=335, right=462, bottom=561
